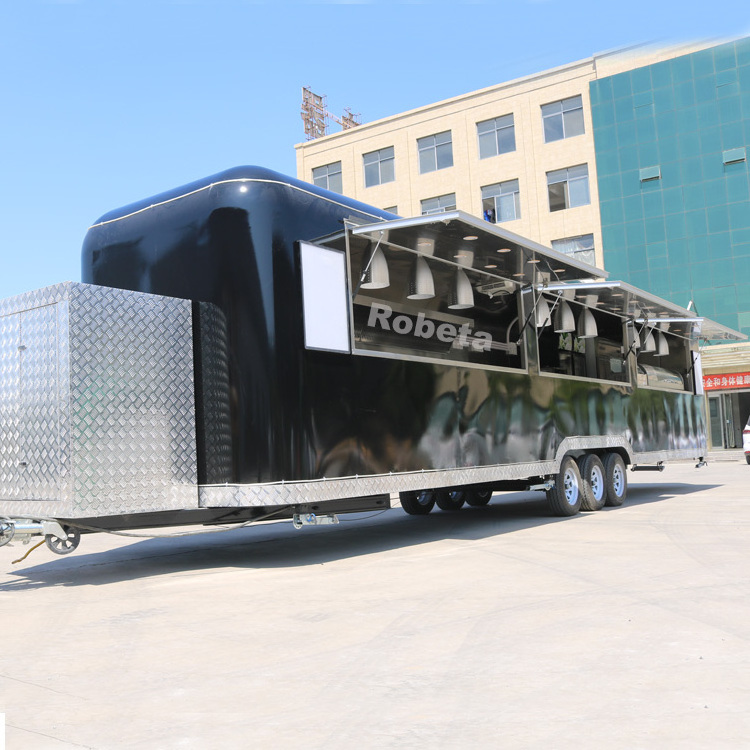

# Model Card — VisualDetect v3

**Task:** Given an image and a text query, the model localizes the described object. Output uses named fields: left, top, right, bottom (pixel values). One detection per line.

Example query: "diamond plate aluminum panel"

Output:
left=18, top=304, right=64, bottom=501
left=0, top=312, right=20, bottom=496
left=0, top=283, right=199, bottom=518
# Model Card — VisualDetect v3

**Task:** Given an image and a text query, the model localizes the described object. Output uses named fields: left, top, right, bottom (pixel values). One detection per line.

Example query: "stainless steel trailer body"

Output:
left=0, top=167, right=745, bottom=556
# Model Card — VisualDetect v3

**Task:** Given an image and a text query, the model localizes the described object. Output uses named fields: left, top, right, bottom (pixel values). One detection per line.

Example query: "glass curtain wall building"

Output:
left=591, top=38, right=750, bottom=448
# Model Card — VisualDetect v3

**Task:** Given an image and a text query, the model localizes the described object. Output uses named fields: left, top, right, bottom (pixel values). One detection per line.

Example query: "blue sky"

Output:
left=1, top=0, right=749, bottom=299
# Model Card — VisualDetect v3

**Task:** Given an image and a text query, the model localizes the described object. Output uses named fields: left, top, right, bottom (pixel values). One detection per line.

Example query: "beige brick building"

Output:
left=295, top=42, right=710, bottom=271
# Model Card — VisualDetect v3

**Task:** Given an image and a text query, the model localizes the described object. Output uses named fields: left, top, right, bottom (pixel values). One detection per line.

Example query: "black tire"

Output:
left=436, top=488, right=466, bottom=511
left=400, top=489, right=436, bottom=515
left=546, top=456, right=583, bottom=516
left=578, top=454, right=606, bottom=511
left=603, top=453, right=627, bottom=507
left=746, top=455, right=750, bottom=465
left=44, top=526, right=81, bottom=555
left=466, top=488, right=493, bottom=507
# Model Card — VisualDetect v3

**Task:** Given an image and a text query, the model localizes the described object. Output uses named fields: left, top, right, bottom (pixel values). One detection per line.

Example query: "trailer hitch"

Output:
left=630, top=462, right=665, bottom=472
left=0, top=518, right=81, bottom=555
left=292, top=513, right=339, bottom=529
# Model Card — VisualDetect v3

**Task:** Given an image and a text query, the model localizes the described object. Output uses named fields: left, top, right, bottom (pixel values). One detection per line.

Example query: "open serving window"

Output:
left=541, top=281, right=746, bottom=393
left=334, top=212, right=606, bottom=372
left=306, top=213, right=744, bottom=385
left=533, top=288, right=629, bottom=383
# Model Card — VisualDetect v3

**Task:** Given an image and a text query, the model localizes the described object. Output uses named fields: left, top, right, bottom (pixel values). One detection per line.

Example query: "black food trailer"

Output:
left=0, top=166, right=744, bottom=556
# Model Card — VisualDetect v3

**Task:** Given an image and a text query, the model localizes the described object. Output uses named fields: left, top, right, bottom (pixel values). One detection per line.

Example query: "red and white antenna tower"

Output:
left=301, top=87, right=360, bottom=140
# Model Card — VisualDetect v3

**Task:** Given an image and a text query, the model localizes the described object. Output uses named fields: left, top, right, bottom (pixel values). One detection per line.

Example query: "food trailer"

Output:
left=0, top=166, right=744, bottom=556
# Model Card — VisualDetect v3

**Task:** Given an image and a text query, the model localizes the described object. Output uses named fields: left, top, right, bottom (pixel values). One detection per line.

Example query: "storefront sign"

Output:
left=703, top=372, right=750, bottom=390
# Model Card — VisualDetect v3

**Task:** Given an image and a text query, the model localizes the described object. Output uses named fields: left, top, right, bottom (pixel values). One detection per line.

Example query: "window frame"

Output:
left=417, top=130, right=454, bottom=174
left=481, top=179, right=521, bottom=223
left=541, top=95, right=585, bottom=143
left=476, top=114, right=516, bottom=159
left=551, top=234, right=595, bottom=266
left=420, top=193, right=457, bottom=216
left=312, top=161, right=343, bottom=193
left=547, top=164, right=590, bottom=212
left=363, top=146, right=395, bottom=188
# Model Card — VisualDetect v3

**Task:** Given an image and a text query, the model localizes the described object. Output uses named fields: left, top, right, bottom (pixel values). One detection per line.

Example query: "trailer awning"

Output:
left=347, top=211, right=607, bottom=286
left=540, top=281, right=746, bottom=342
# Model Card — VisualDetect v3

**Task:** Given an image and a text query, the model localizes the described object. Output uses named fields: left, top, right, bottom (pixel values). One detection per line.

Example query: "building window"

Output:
left=312, top=162, right=342, bottom=193
left=481, top=180, right=520, bottom=223
left=421, top=193, right=456, bottom=215
left=477, top=115, right=516, bottom=159
left=363, top=147, right=395, bottom=188
left=547, top=165, right=590, bottom=212
left=383, top=206, right=398, bottom=215
left=551, top=234, right=595, bottom=267
left=418, top=131, right=453, bottom=174
left=541, top=95, right=584, bottom=143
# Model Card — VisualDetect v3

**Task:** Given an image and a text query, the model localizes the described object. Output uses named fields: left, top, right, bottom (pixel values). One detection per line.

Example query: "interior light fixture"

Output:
left=535, top=295, right=552, bottom=328
left=642, top=329, right=656, bottom=353
left=416, top=238, right=435, bottom=255
left=577, top=308, right=598, bottom=338
left=655, top=331, right=669, bottom=357
left=361, top=246, right=390, bottom=289
left=553, top=300, right=575, bottom=333
left=448, top=268, right=474, bottom=309
left=497, top=248, right=512, bottom=253
left=407, top=256, right=435, bottom=300
left=463, top=235, right=478, bottom=241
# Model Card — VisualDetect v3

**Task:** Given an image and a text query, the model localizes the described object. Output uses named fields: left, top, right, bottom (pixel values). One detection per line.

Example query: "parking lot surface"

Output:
left=1, top=457, right=749, bottom=749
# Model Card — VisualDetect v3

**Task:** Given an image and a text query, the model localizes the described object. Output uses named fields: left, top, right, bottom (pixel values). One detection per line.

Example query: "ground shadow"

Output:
left=0, top=482, right=719, bottom=591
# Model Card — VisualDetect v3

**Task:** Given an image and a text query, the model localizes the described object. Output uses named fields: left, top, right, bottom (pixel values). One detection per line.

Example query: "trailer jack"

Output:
left=0, top=518, right=81, bottom=555
left=292, top=513, right=339, bottom=529
left=527, top=480, right=555, bottom=492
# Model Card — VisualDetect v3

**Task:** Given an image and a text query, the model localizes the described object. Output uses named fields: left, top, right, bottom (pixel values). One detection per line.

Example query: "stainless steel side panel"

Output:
left=198, top=435, right=688, bottom=509
left=0, top=283, right=198, bottom=518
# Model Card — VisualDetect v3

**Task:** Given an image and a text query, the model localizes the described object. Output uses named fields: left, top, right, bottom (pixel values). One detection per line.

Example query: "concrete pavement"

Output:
left=1, top=456, right=749, bottom=749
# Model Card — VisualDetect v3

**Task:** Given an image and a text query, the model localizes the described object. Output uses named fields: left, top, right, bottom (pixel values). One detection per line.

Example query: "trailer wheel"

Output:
left=579, top=454, right=606, bottom=511
left=400, top=490, right=436, bottom=515
left=466, top=488, right=493, bottom=507
left=603, top=453, right=627, bottom=507
left=546, top=457, right=583, bottom=516
left=436, top=489, right=466, bottom=511
left=44, top=526, right=81, bottom=555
